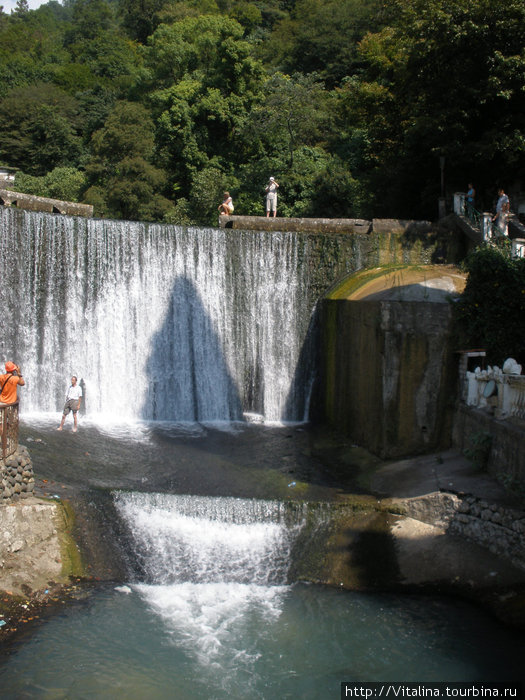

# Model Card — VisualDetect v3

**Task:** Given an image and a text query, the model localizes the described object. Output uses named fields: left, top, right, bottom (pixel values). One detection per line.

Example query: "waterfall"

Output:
left=0, top=208, right=316, bottom=422
left=113, top=492, right=307, bottom=667
left=114, top=492, right=305, bottom=585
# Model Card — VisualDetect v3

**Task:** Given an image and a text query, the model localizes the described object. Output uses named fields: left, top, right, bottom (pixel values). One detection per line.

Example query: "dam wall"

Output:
left=0, top=207, right=459, bottom=424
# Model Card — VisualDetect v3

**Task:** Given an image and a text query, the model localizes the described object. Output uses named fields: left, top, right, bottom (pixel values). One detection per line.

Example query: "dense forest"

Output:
left=0, top=0, right=524, bottom=225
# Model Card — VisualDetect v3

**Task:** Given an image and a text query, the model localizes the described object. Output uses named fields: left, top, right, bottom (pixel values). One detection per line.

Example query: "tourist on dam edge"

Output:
left=0, top=361, right=25, bottom=405
left=218, top=192, right=234, bottom=215
left=265, top=177, right=279, bottom=217
left=466, top=183, right=475, bottom=213
left=492, top=187, right=510, bottom=236
left=57, top=375, right=82, bottom=432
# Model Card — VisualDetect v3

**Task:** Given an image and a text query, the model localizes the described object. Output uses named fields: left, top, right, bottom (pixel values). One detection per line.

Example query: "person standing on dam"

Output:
left=493, top=187, right=510, bottom=236
left=265, top=177, right=279, bottom=217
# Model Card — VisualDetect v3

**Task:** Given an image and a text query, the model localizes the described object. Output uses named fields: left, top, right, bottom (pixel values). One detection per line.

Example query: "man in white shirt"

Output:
left=57, top=376, right=83, bottom=433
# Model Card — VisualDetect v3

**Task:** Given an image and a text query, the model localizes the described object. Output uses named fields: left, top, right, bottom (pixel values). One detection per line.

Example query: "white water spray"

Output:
left=0, top=209, right=316, bottom=422
left=114, top=492, right=306, bottom=667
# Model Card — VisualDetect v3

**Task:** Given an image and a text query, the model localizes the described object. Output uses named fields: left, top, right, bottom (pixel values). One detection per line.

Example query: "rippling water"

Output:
left=1, top=584, right=523, bottom=699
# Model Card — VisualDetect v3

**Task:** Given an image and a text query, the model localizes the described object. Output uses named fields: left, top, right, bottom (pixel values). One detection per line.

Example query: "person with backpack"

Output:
left=0, top=361, right=25, bottom=405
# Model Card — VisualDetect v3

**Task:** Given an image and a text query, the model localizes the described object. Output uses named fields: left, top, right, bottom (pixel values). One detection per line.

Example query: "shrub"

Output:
left=453, top=244, right=525, bottom=365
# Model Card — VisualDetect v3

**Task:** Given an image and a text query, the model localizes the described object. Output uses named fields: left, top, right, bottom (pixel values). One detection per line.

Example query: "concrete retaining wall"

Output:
left=320, top=299, right=458, bottom=458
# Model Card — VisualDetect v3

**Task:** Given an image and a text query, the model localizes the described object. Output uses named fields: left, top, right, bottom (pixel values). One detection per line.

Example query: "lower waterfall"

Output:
left=0, top=208, right=316, bottom=423
left=114, top=492, right=305, bottom=586
left=113, top=492, right=306, bottom=668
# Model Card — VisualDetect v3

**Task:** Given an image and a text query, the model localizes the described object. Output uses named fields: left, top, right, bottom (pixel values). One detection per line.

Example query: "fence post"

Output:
left=0, top=402, right=19, bottom=461
left=454, top=192, right=465, bottom=216
left=481, top=213, right=493, bottom=241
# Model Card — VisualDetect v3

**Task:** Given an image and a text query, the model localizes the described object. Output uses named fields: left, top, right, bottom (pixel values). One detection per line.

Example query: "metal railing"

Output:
left=453, top=192, right=511, bottom=242
left=0, top=401, right=19, bottom=460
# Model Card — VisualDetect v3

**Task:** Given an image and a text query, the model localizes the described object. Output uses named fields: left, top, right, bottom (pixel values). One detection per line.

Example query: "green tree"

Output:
left=230, top=2, right=261, bottom=35
left=342, top=0, right=525, bottom=217
left=245, top=72, right=329, bottom=170
left=85, top=100, right=172, bottom=220
left=65, top=0, right=115, bottom=43
left=263, top=0, right=384, bottom=86
left=0, top=2, right=70, bottom=90
left=0, top=84, right=83, bottom=174
left=454, top=244, right=525, bottom=365
left=13, top=0, right=29, bottom=16
left=145, top=15, right=264, bottom=195
left=15, top=166, right=87, bottom=202
left=118, top=0, right=171, bottom=43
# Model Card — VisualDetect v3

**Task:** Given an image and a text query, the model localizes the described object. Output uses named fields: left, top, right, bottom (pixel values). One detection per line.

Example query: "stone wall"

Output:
left=453, top=403, right=525, bottom=484
left=1, top=445, right=35, bottom=500
left=396, top=490, right=525, bottom=571
left=450, top=495, right=525, bottom=568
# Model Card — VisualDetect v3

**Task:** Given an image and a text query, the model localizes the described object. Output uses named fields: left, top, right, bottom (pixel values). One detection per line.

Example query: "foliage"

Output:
left=85, top=101, right=172, bottom=220
left=0, top=0, right=523, bottom=222
left=0, top=84, right=83, bottom=175
left=463, top=431, right=492, bottom=471
left=245, top=72, right=328, bottom=169
left=345, top=0, right=525, bottom=217
left=262, top=0, right=385, bottom=87
left=15, top=167, right=87, bottom=202
left=453, top=245, right=525, bottom=365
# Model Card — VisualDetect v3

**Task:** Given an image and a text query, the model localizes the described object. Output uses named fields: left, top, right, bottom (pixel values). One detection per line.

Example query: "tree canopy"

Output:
left=0, top=0, right=523, bottom=224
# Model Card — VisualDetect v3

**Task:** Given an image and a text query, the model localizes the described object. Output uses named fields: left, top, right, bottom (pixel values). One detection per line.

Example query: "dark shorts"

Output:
left=63, top=398, right=80, bottom=415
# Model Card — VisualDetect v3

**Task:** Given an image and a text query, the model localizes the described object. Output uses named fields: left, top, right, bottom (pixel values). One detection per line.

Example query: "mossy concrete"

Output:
left=319, top=265, right=466, bottom=458
left=0, top=497, right=84, bottom=597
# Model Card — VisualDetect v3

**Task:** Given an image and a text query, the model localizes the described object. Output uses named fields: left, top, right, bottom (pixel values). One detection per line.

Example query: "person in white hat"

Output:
left=265, top=176, right=279, bottom=217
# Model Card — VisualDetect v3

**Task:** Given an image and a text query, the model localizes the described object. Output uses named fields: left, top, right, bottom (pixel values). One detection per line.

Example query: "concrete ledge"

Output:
left=219, top=215, right=372, bottom=233
left=371, top=218, right=432, bottom=234
left=0, top=189, right=93, bottom=218
left=218, top=215, right=437, bottom=235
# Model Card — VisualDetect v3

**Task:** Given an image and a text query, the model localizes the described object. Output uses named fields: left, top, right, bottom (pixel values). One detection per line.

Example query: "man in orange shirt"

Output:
left=0, top=361, right=25, bottom=405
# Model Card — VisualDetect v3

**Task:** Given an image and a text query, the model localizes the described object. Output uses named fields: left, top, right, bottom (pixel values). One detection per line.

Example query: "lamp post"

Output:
left=438, top=155, right=446, bottom=218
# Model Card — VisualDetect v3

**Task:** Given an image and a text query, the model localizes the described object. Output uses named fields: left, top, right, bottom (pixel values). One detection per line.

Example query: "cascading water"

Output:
left=0, top=208, right=316, bottom=423
left=1, top=480, right=523, bottom=695
left=113, top=492, right=305, bottom=670
left=114, top=492, right=304, bottom=585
